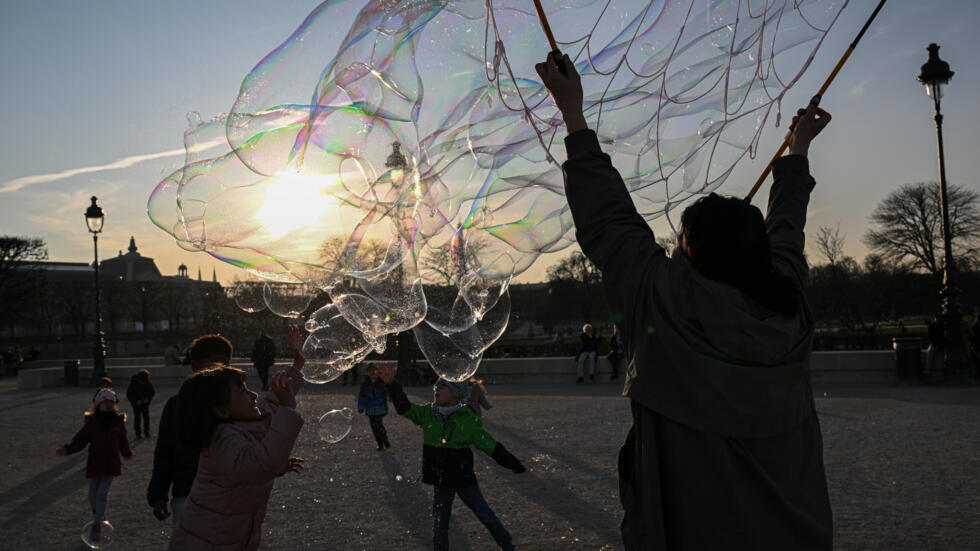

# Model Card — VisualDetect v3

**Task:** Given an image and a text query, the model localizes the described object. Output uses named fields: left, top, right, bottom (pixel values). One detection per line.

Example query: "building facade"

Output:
left=1, top=237, right=223, bottom=358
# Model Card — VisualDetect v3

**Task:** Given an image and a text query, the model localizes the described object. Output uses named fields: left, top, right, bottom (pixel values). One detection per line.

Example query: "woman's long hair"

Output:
left=680, top=193, right=800, bottom=315
left=176, top=365, right=247, bottom=451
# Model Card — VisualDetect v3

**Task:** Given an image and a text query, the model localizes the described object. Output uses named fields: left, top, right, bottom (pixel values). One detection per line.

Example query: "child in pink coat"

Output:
left=467, top=377, right=493, bottom=417
left=56, top=389, right=134, bottom=543
left=170, top=326, right=305, bottom=551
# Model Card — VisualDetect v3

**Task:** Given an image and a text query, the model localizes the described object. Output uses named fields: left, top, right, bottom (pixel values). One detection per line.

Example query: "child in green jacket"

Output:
left=378, top=365, right=525, bottom=551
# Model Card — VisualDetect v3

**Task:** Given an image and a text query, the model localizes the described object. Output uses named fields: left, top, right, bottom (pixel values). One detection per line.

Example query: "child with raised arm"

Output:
left=169, top=326, right=305, bottom=551
left=56, top=389, right=134, bottom=544
left=537, top=54, right=834, bottom=550
left=378, top=365, right=525, bottom=551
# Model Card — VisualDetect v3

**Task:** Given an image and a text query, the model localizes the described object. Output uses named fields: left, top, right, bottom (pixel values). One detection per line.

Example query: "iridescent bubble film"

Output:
left=149, top=0, right=849, bottom=375
left=318, top=407, right=354, bottom=443
left=81, top=520, right=114, bottom=549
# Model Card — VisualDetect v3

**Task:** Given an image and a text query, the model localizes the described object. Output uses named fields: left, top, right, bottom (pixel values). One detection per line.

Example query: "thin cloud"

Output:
left=849, top=77, right=873, bottom=97
left=0, top=137, right=226, bottom=194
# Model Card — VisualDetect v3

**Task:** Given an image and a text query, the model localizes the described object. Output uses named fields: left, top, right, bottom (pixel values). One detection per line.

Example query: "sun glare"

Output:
left=257, top=172, right=337, bottom=238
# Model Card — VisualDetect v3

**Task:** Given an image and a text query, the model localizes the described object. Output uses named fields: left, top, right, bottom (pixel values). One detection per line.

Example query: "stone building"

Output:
left=2, top=237, right=222, bottom=357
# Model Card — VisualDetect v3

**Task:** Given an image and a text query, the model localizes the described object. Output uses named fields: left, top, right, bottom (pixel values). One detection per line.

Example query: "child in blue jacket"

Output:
left=357, top=364, right=391, bottom=451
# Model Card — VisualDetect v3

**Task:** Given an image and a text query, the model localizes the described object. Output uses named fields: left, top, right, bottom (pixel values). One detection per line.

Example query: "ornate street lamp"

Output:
left=917, top=44, right=970, bottom=384
left=385, top=143, right=414, bottom=382
left=85, top=196, right=107, bottom=382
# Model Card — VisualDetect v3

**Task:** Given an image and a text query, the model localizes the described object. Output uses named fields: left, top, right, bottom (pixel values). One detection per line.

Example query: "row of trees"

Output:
left=2, top=180, right=974, bottom=356
left=0, top=237, right=223, bottom=347
left=544, top=182, right=980, bottom=342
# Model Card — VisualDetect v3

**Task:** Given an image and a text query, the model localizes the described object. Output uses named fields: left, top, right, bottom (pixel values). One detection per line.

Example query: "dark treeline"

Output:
left=3, top=236, right=977, bottom=360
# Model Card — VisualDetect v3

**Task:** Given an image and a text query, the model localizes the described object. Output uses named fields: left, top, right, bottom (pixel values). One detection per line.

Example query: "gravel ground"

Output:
left=0, top=377, right=977, bottom=550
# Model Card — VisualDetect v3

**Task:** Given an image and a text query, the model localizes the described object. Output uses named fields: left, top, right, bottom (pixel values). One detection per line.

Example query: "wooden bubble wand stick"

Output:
left=532, top=0, right=567, bottom=75
left=745, top=0, right=888, bottom=202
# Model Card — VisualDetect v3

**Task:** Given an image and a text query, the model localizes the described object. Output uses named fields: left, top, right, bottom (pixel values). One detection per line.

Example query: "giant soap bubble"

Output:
left=149, top=0, right=849, bottom=377
left=233, top=280, right=266, bottom=313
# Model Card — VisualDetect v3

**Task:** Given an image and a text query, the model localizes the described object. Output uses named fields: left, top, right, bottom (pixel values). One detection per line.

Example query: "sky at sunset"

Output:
left=1, top=1, right=978, bottom=285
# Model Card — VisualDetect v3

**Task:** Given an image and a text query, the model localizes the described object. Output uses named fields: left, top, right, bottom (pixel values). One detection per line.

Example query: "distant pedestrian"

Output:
left=164, top=344, right=182, bottom=366
left=378, top=366, right=525, bottom=551
left=250, top=332, right=277, bottom=391
left=926, top=315, right=945, bottom=380
left=466, top=377, right=493, bottom=417
left=126, top=369, right=156, bottom=439
left=55, top=389, right=134, bottom=544
left=147, top=334, right=233, bottom=536
left=576, top=324, right=597, bottom=383
left=169, top=326, right=305, bottom=551
left=12, top=345, right=23, bottom=371
left=608, top=325, right=625, bottom=381
left=357, top=364, right=391, bottom=451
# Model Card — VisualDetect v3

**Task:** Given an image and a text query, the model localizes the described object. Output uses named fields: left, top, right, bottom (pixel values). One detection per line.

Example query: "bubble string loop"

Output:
left=745, top=0, right=883, bottom=202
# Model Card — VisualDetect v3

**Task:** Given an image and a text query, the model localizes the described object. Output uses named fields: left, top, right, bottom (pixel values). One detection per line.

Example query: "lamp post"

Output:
left=85, top=196, right=107, bottom=382
left=917, top=44, right=970, bottom=384
left=385, top=142, right=414, bottom=383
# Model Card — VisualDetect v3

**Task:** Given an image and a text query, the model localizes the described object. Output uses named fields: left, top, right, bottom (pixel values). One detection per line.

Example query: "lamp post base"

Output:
left=90, top=331, right=107, bottom=383
left=941, top=283, right=973, bottom=385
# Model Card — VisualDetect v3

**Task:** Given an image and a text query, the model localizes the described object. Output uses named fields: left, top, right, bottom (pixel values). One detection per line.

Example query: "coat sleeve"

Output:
left=126, top=379, right=137, bottom=402
left=386, top=381, right=419, bottom=420
left=357, top=386, right=367, bottom=411
left=211, top=407, right=304, bottom=483
left=147, top=395, right=177, bottom=506
left=562, top=129, right=668, bottom=329
left=63, top=422, right=92, bottom=455
left=490, top=442, right=525, bottom=473
left=765, top=155, right=816, bottom=285
left=147, top=382, right=155, bottom=402
left=465, top=415, right=499, bottom=456
left=478, top=390, right=492, bottom=411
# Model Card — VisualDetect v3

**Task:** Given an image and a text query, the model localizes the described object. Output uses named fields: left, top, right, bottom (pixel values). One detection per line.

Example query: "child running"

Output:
left=378, top=365, right=525, bottom=551
left=357, top=363, right=391, bottom=451
left=126, top=369, right=155, bottom=439
left=169, top=326, right=305, bottom=550
left=56, top=389, right=134, bottom=543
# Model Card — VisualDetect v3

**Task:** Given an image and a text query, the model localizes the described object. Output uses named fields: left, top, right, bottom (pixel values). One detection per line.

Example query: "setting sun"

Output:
left=257, top=172, right=337, bottom=238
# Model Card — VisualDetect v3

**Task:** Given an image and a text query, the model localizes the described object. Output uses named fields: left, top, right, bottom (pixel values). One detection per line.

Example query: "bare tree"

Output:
left=547, top=251, right=603, bottom=321
left=813, top=224, right=846, bottom=266
left=319, top=236, right=388, bottom=273
left=0, top=237, right=48, bottom=330
left=863, top=182, right=980, bottom=279
left=317, top=236, right=388, bottom=296
left=421, top=236, right=491, bottom=286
